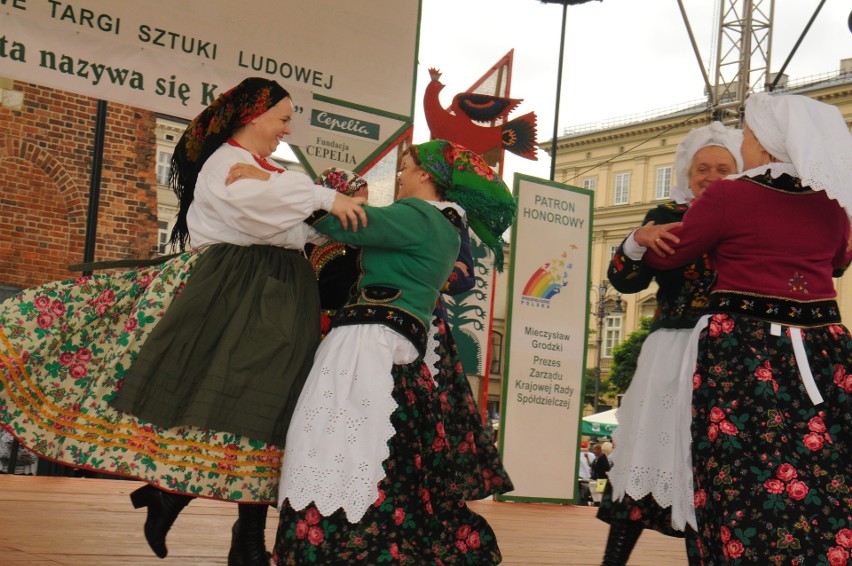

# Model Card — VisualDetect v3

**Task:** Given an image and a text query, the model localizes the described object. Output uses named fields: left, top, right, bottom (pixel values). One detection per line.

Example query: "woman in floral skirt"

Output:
left=646, top=93, right=852, bottom=565
left=275, top=140, right=516, bottom=565
left=306, top=166, right=511, bottom=507
left=0, top=77, right=365, bottom=564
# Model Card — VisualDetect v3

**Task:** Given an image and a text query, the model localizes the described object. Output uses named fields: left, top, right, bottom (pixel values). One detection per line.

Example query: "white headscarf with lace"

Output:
left=672, top=122, right=743, bottom=204
left=743, top=92, right=852, bottom=216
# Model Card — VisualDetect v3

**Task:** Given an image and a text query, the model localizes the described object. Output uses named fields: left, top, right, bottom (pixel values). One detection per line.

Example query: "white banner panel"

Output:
left=0, top=0, right=419, bottom=169
left=291, top=96, right=411, bottom=178
left=498, top=174, right=593, bottom=503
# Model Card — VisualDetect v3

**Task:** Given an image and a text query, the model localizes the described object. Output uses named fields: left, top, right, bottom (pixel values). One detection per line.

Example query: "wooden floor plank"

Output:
left=0, top=475, right=687, bottom=565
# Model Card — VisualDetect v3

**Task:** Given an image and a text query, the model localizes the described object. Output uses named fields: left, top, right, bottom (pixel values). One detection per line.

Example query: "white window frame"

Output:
left=614, top=173, right=630, bottom=205
left=490, top=331, right=503, bottom=375
left=603, top=315, right=623, bottom=357
left=655, top=166, right=672, bottom=200
left=156, top=150, right=171, bottom=186
left=582, top=177, right=597, bottom=191
left=157, top=220, right=172, bottom=255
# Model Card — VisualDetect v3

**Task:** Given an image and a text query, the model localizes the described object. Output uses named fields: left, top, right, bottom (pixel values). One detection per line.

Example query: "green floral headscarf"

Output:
left=169, top=77, right=290, bottom=250
left=413, top=140, right=517, bottom=270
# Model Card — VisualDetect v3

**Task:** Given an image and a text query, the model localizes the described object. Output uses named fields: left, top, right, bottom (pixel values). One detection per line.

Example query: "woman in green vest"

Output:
left=275, top=140, right=516, bottom=565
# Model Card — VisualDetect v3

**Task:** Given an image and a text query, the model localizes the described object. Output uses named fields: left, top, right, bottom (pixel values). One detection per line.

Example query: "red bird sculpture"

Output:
left=424, top=68, right=538, bottom=160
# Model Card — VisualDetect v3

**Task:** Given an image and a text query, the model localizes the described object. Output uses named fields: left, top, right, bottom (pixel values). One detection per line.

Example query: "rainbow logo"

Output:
left=521, top=251, right=573, bottom=308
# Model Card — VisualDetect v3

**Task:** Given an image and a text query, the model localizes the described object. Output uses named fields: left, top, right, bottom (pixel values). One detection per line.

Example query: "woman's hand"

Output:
left=330, top=193, right=368, bottom=231
left=226, top=162, right=270, bottom=186
left=453, top=261, right=470, bottom=276
left=634, top=221, right=682, bottom=257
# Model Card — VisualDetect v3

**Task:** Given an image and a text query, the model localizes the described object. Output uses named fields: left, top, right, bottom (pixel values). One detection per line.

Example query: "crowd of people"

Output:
left=1, top=73, right=851, bottom=566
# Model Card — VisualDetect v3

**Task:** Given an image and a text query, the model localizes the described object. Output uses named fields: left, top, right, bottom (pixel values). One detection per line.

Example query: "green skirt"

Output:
left=0, top=244, right=319, bottom=502
left=110, top=243, right=320, bottom=445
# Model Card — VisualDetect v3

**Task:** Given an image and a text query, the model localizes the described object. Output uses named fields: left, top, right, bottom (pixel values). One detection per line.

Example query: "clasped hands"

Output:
left=633, top=221, right=682, bottom=257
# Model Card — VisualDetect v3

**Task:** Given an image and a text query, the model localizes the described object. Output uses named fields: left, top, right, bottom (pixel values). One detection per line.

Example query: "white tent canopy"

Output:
left=581, top=408, right=618, bottom=436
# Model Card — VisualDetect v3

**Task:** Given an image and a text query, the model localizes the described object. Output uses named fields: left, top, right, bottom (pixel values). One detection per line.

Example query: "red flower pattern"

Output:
left=776, top=463, right=798, bottom=482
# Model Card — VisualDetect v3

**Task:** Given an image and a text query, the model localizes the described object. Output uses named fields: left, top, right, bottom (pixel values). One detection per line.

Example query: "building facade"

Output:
left=0, top=78, right=159, bottom=301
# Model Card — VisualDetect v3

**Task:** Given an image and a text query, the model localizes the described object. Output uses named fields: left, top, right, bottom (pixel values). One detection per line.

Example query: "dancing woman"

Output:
left=599, top=122, right=742, bottom=565
left=275, top=140, right=516, bottom=565
left=0, top=77, right=365, bottom=564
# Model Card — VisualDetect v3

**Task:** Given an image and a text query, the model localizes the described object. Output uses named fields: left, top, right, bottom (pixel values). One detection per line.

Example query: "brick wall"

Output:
left=0, top=81, right=158, bottom=289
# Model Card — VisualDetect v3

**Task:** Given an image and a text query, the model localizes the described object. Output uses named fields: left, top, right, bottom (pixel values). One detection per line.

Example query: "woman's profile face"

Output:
left=688, top=145, right=738, bottom=201
left=395, top=153, right=421, bottom=199
left=741, top=124, right=772, bottom=171
left=249, top=97, right=294, bottom=157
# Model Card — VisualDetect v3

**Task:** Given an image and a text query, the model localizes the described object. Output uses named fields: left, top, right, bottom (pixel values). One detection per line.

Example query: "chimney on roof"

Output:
left=767, top=72, right=788, bottom=90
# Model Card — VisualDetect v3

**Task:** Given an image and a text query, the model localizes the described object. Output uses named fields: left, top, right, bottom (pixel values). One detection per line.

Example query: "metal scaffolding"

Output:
left=677, top=0, right=775, bottom=127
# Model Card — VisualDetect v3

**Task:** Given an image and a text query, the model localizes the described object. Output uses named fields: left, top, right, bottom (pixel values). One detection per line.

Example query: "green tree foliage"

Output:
left=608, top=317, right=653, bottom=394
left=583, top=367, right=597, bottom=404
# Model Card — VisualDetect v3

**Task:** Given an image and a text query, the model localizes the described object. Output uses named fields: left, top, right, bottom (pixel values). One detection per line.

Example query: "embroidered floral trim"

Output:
left=710, top=290, right=840, bottom=327
left=360, top=286, right=401, bottom=304
left=439, top=206, right=465, bottom=234
left=331, top=304, right=427, bottom=356
left=788, top=272, right=809, bottom=294
left=660, top=201, right=690, bottom=213
left=308, top=242, right=349, bottom=279
left=741, top=170, right=813, bottom=194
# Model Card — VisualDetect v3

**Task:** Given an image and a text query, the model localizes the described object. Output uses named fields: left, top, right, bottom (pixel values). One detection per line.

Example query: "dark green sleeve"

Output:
left=313, top=200, right=430, bottom=250
left=606, top=208, right=664, bottom=294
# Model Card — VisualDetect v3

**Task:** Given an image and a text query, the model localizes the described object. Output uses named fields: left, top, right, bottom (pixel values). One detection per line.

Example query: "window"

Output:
left=582, top=177, right=597, bottom=191
left=490, top=332, right=503, bottom=375
left=609, top=245, right=619, bottom=259
left=655, top=166, right=672, bottom=199
left=614, top=173, right=630, bottom=205
left=156, top=150, right=171, bottom=186
left=157, top=221, right=171, bottom=255
left=603, top=315, right=622, bottom=357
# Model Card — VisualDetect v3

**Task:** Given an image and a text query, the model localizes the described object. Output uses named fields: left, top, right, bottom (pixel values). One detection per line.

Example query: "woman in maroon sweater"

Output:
left=646, top=93, right=852, bottom=565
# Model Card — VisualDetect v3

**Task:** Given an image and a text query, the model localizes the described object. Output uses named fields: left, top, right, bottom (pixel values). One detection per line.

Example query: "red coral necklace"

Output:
left=226, top=138, right=285, bottom=173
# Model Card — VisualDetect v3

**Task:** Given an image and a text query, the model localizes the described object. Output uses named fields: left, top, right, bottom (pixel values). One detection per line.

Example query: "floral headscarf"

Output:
left=169, top=77, right=290, bottom=250
left=413, top=140, right=517, bottom=270
left=314, top=167, right=368, bottom=197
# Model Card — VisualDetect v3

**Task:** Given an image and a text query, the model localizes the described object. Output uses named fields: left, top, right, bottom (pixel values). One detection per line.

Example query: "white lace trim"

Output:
left=424, top=315, right=441, bottom=380
left=742, top=93, right=852, bottom=221
left=608, top=328, right=698, bottom=531
left=277, top=325, right=418, bottom=523
left=671, top=316, right=710, bottom=531
left=734, top=162, right=852, bottom=220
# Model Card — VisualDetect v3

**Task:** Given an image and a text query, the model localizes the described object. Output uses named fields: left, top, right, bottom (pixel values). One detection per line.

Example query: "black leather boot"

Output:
left=130, top=484, right=194, bottom=559
left=601, top=520, right=644, bottom=566
left=227, top=503, right=271, bottom=566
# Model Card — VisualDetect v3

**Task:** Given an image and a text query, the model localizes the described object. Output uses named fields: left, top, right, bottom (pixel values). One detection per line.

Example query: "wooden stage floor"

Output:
left=0, top=475, right=687, bottom=565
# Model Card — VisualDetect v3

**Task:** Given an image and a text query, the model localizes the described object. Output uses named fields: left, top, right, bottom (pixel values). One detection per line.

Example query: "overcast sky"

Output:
left=413, top=0, right=852, bottom=181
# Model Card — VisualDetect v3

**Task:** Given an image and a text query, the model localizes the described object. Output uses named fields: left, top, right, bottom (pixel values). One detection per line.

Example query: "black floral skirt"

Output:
left=274, top=317, right=512, bottom=565
left=597, top=482, right=685, bottom=538
left=688, top=314, right=851, bottom=565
